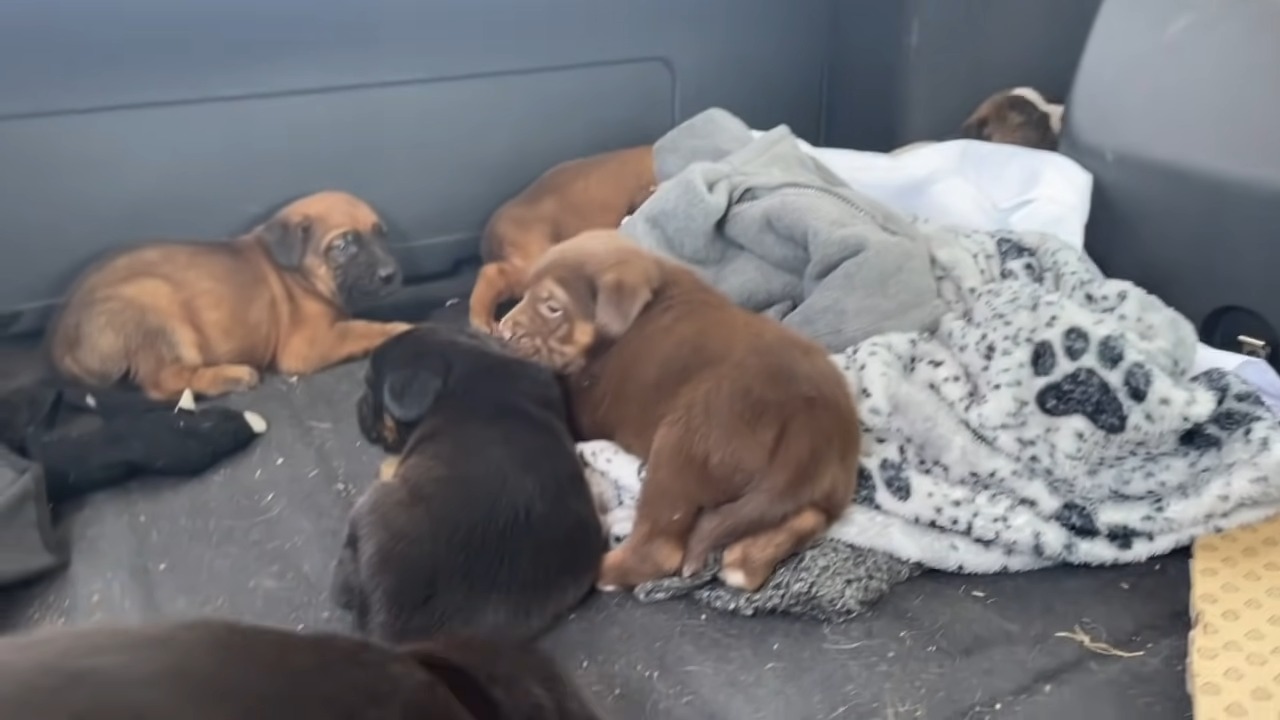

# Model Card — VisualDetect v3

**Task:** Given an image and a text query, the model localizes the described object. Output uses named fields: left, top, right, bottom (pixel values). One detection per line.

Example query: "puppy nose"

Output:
left=377, top=264, right=400, bottom=285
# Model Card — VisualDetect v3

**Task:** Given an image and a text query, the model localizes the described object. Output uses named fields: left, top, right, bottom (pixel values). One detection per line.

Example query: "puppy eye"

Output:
left=372, top=222, right=388, bottom=237
left=540, top=300, right=563, bottom=317
left=331, top=232, right=360, bottom=254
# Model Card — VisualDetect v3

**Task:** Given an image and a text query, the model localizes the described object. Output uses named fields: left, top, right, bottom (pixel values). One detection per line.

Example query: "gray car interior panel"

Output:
left=825, top=0, right=1102, bottom=151
left=0, top=0, right=1207, bottom=717
left=0, top=0, right=830, bottom=334
left=1061, top=0, right=1280, bottom=359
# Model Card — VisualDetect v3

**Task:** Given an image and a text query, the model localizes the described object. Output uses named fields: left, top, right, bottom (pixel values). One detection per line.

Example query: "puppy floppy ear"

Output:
left=381, top=367, right=444, bottom=425
left=594, top=265, right=655, bottom=338
left=958, top=113, right=989, bottom=141
left=259, top=216, right=313, bottom=269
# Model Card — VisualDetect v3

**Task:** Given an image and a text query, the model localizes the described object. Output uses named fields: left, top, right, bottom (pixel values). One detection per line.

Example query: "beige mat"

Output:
left=1189, top=514, right=1280, bottom=718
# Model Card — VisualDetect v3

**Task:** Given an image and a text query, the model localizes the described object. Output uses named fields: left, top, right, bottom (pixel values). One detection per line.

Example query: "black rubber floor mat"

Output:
left=0, top=330, right=1191, bottom=719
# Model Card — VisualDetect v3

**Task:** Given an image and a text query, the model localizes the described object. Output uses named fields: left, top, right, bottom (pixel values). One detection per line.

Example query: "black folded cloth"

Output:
left=0, top=380, right=267, bottom=587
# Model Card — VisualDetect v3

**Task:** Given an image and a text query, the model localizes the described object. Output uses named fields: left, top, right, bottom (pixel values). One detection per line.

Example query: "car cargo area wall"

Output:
left=824, top=0, right=1103, bottom=152
left=1061, top=0, right=1280, bottom=351
left=0, top=0, right=832, bottom=335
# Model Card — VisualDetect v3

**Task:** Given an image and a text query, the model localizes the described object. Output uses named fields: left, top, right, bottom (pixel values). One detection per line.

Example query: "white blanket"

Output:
left=585, top=128, right=1280, bottom=578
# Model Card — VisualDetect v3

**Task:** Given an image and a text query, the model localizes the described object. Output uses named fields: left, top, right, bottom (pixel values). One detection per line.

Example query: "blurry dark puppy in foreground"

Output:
left=893, top=86, right=1064, bottom=154
left=498, top=231, right=861, bottom=593
left=336, top=323, right=605, bottom=643
left=0, top=619, right=603, bottom=720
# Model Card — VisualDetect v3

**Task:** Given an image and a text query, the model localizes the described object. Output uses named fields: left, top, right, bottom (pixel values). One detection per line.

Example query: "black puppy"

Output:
left=335, top=322, right=605, bottom=643
left=0, top=619, right=604, bottom=720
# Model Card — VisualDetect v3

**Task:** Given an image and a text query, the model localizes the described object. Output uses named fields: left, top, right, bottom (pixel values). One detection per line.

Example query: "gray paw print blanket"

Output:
left=577, top=107, right=1280, bottom=622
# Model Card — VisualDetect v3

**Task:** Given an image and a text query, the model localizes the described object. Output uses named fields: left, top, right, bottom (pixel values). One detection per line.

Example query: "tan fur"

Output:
left=498, top=230, right=861, bottom=592
left=468, top=146, right=656, bottom=332
left=378, top=455, right=401, bottom=483
left=49, top=191, right=413, bottom=400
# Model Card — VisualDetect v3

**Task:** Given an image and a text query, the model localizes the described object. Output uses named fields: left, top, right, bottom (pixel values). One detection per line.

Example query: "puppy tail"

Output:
left=681, top=418, right=856, bottom=577
left=681, top=490, right=799, bottom=577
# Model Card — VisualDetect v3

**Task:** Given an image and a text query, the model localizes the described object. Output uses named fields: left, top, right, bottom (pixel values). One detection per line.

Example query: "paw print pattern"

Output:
left=1031, top=327, right=1152, bottom=434
left=854, top=461, right=914, bottom=507
left=1178, top=369, right=1265, bottom=451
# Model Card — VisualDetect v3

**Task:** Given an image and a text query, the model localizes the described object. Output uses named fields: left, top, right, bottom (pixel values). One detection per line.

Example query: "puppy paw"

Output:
left=718, top=538, right=779, bottom=593
left=467, top=313, right=498, bottom=335
left=192, top=364, right=261, bottom=396
left=241, top=410, right=269, bottom=435
left=716, top=562, right=770, bottom=593
left=596, top=540, right=683, bottom=592
left=377, top=455, right=400, bottom=482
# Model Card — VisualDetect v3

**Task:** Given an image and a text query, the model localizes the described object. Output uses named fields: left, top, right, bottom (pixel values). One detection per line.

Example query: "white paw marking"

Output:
left=174, top=388, right=197, bottom=412
left=242, top=411, right=269, bottom=435
left=718, top=567, right=749, bottom=590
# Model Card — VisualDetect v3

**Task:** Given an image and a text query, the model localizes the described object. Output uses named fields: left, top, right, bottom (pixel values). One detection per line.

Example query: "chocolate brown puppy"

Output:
left=0, top=619, right=603, bottom=720
left=49, top=190, right=412, bottom=401
left=336, top=323, right=604, bottom=643
left=468, top=145, right=656, bottom=332
left=498, top=230, right=861, bottom=593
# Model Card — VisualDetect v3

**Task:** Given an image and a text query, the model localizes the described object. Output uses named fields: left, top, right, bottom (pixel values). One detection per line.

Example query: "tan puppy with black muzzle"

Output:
left=49, top=191, right=414, bottom=400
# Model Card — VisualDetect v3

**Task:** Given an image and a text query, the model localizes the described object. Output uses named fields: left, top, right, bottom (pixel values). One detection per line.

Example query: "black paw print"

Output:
left=1031, top=327, right=1152, bottom=434
left=854, top=460, right=913, bottom=507
left=1178, top=369, right=1264, bottom=451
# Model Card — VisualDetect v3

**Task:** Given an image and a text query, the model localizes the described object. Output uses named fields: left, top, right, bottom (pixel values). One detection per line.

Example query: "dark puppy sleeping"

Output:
left=0, top=619, right=603, bottom=719
left=334, top=323, right=604, bottom=643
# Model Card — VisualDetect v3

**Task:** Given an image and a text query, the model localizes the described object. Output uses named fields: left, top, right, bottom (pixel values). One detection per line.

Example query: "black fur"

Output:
left=0, top=379, right=261, bottom=505
left=0, top=619, right=602, bottom=720
left=325, top=227, right=402, bottom=308
left=338, top=323, right=605, bottom=643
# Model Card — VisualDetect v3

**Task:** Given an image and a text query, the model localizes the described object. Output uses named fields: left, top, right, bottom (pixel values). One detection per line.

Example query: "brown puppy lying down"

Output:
left=498, top=230, right=861, bottom=592
left=49, top=190, right=413, bottom=400
left=892, top=86, right=1064, bottom=154
left=0, top=619, right=603, bottom=720
left=468, top=145, right=656, bottom=332
left=337, top=323, right=604, bottom=643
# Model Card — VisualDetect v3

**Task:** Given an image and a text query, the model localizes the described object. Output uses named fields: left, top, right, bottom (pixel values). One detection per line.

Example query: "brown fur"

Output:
left=497, top=230, right=861, bottom=592
left=958, top=86, right=1063, bottom=150
left=49, top=191, right=413, bottom=400
left=892, top=86, right=1063, bottom=155
left=0, top=619, right=604, bottom=720
left=468, top=146, right=657, bottom=332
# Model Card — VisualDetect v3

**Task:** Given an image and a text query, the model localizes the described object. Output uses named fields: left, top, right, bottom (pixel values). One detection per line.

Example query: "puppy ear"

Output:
left=381, top=368, right=444, bottom=424
left=595, top=266, right=654, bottom=338
left=401, top=646, right=503, bottom=720
left=259, top=216, right=313, bottom=269
left=958, top=114, right=989, bottom=141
